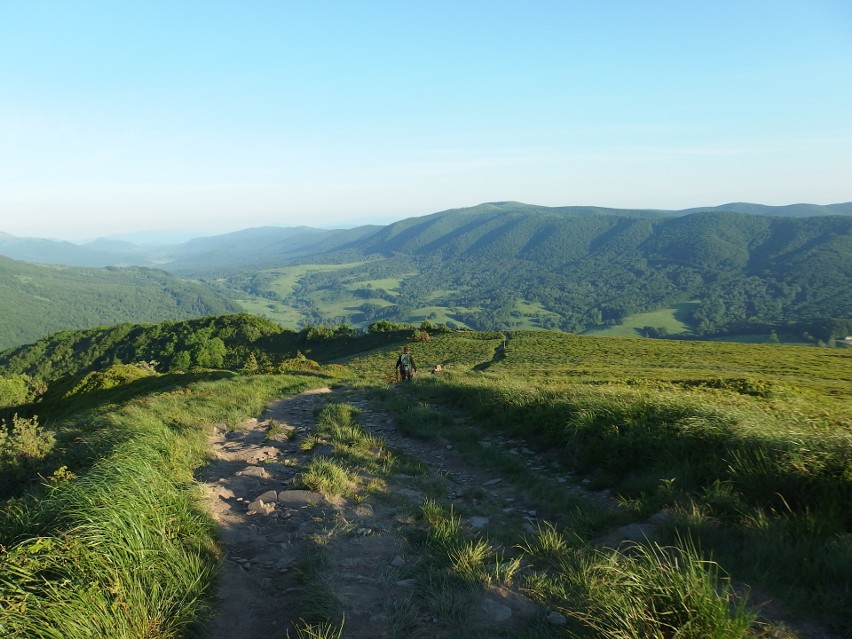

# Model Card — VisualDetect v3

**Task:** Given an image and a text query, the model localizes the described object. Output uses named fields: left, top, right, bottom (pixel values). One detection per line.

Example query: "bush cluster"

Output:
left=0, top=414, right=55, bottom=492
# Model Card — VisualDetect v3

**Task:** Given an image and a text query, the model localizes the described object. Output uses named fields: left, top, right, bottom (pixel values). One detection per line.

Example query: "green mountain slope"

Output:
left=0, top=231, right=155, bottom=267
left=0, top=256, right=241, bottom=350
left=684, top=201, right=852, bottom=217
left=0, top=225, right=382, bottom=274
left=160, top=225, right=381, bottom=276
left=253, top=206, right=850, bottom=335
left=2, top=201, right=848, bottom=269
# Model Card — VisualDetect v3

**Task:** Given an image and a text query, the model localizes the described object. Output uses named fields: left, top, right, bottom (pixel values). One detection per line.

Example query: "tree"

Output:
left=0, top=375, right=32, bottom=408
left=170, top=351, right=191, bottom=372
left=242, top=352, right=259, bottom=374
left=195, top=337, right=226, bottom=368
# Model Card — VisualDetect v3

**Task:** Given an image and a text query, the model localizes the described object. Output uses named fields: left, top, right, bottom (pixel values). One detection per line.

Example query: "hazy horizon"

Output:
left=2, top=1, right=851, bottom=241
left=2, top=198, right=850, bottom=246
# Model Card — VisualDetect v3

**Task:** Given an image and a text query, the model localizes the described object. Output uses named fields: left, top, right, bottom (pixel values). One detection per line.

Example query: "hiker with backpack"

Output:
left=395, top=346, right=417, bottom=382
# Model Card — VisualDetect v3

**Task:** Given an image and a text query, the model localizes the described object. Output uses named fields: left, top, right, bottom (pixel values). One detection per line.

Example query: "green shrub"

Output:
left=368, top=320, right=412, bottom=332
left=65, top=363, right=155, bottom=397
left=0, top=414, right=55, bottom=492
left=0, top=375, right=33, bottom=408
left=279, top=353, right=321, bottom=372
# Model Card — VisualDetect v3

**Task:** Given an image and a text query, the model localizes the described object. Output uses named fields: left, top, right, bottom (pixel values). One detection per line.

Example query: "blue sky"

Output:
left=2, top=1, right=851, bottom=240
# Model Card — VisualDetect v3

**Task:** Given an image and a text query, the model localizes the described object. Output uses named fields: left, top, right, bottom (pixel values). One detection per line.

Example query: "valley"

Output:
left=1, top=201, right=850, bottom=350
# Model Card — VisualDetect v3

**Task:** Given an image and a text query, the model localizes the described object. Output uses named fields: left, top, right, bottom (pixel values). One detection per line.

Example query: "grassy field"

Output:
left=235, top=265, right=417, bottom=329
left=584, top=302, right=698, bottom=337
left=345, top=328, right=851, bottom=628
left=492, top=330, right=852, bottom=399
left=347, top=275, right=413, bottom=294
left=407, top=305, right=475, bottom=328
left=260, top=263, right=368, bottom=299
left=2, top=326, right=850, bottom=637
left=235, top=297, right=305, bottom=326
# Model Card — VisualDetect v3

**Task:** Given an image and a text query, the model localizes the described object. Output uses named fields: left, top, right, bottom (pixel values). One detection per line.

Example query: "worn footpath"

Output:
left=196, top=385, right=606, bottom=638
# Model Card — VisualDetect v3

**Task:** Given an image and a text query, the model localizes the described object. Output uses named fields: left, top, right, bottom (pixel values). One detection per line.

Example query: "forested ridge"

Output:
left=0, top=202, right=850, bottom=349
left=265, top=206, right=852, bottom=336
left=0, top=256, right=240, bottom=350
left=0, top=314, right=290, bottom=384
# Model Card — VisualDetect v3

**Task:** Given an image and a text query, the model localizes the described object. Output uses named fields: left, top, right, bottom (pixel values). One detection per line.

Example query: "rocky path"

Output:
left=196, top=385, right=596, bottom=638
left=198, top=388, right=335, bottom=637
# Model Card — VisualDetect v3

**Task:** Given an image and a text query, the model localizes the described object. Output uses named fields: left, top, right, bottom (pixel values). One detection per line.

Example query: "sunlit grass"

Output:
left=0, top=373, right=327, bottom=638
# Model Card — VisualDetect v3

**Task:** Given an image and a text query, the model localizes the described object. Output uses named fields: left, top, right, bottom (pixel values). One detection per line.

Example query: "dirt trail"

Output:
left=197, top=386, right=830, bottom=639
left=197, top=386, right=591, bottom=638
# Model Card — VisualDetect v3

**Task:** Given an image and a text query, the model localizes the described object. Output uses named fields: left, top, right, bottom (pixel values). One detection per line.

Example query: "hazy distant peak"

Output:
left=103, top=229, right=208, bottom=246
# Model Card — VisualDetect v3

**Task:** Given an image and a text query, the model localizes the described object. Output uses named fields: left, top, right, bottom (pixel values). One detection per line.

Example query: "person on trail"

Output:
left=395, top=346, right=417, bottom=381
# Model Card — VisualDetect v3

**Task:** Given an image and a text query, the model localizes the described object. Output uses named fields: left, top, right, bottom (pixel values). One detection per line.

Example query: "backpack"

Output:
left=399, top=353, right=413, bottom=374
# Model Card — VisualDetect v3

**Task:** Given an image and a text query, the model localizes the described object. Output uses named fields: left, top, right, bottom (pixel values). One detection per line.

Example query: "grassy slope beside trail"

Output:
left=0, top=371, right=333, bottom=639
left=362, top=331, right=851, bottom=632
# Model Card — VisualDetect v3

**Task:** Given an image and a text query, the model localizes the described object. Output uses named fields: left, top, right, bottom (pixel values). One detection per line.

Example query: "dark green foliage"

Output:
left=0, top=255, right=241, bottom=350
left=368, top=320, right=414, bottom=332
left=302, top=324, right=356, bottom=341
left=0, top=313, right=290, bottom=383
left=0, top=414, right=55, bottom=493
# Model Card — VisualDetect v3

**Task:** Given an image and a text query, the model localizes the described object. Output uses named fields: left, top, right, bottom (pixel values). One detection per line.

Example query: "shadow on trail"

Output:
left=473, top=333, right=508, bottom=371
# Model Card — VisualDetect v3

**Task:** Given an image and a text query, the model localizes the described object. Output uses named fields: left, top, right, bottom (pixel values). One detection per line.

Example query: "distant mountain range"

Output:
left=1, top=201, right=850, bottom=270
left=0, top=201, right=850, bottom=350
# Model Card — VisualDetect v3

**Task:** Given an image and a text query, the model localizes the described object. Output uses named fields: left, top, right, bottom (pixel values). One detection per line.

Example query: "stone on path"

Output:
left=237, top=465, right=271, bottom=479
left=480, top=598, right=512, bottom=623
left=255, top=490, right=278, bottom=503
left=547, top=611, right=568, bottom=626
left=247, top=499, right=275, bottom=516
left=277, top=490, right=325, bottom=507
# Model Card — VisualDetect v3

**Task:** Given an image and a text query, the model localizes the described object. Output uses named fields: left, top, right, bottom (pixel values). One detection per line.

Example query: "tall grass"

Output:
left=298, top=457, right=356, bottom=498
left=0, top=373, right=328, bottom=638
left=412, top=371, right=852, bottom=619
left=519, top=523, right=755, bottom=638
left=311, top=401, right=424, bottom=478
left=528, top=540, right=755, bottom=638
left=0, top=417, right=216, bottom=638
left=419, top=374, right=852, bottom=520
